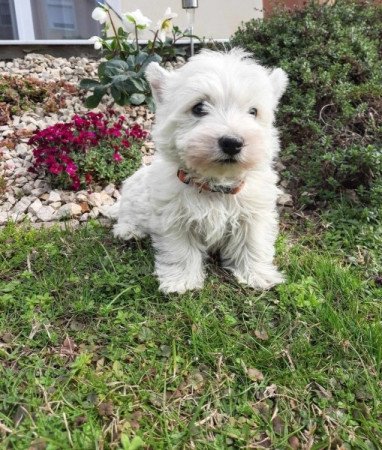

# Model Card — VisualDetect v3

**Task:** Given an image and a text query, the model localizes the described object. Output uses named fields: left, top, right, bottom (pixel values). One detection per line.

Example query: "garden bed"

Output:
left=0, top=54, right=157, bottom=227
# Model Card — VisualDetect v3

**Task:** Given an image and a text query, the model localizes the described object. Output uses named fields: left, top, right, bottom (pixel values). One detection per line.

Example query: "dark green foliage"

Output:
left=80, top=54, right=161, bottom=110
left=232, top=0, right=382, bottom=207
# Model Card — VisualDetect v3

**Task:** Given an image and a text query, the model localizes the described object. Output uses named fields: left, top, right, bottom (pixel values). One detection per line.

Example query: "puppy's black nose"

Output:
left=218, top=136, right=244, bottom=156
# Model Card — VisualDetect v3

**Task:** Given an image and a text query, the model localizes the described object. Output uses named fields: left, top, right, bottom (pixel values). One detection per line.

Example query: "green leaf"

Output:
left=126, top=76, right=147, bottom=92
left=120, top=435, right=144, bottom=450
left=110, top=85, right=122, bottom=102
left=103, top=59, right=130, bottom=77
left=129, top=93, right=146, bottom=105
left=146, top=96, right=156, bottom=112
left=79, top=78, right=100, bottom=90
left=116, top=92, right=130, bottom=106
left=85, top=86, right=106, bottom=108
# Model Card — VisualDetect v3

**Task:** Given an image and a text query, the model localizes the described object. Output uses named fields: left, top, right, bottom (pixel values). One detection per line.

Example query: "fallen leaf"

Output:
left=73, top=416, right=87, bottom=427
left=188, top=372, right=205, bottom=391
left=60, top=336, right=77, bottom=358
left=98, top=401, right=114, bottom=417
left=28, top=439, right=47, bottom=450
left=1, top=332, right=14, bottom=343
left=247, top=368, right=264, bottom=382
left=160, top=344, right=171, bottom=357
left=272, top=415, right=284, bottom=435
left=254, top=329, right=269, bottom=341
left=288, top=436, right=300, bottom=449
left=13, top=405, right=28, bottom=427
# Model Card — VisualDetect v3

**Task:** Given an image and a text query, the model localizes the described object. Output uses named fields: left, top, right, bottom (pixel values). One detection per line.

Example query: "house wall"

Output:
left=116, top=0, right=263, bottom=40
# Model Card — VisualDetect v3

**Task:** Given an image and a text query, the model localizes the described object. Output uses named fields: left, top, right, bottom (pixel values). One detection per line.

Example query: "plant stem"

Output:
left=135, top=25, right=139, bottom=52
left=107, top=9, right=122, bottom=55
left=150, top=30, right=159, bottom=54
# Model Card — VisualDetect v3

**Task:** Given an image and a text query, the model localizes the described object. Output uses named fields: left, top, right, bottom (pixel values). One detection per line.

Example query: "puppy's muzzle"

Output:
left=218, top=135, right=244, bottom=156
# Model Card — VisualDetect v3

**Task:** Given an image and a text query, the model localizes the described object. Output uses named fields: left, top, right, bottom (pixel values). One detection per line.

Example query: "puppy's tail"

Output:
left=101, top=201, right=120, bottom=220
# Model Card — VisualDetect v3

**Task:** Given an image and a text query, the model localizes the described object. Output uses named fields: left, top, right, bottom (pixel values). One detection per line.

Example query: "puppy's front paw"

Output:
left=157, top=272, right=205, bottom=294
left=233, top=265, right=284, bottom=290
left=158, top=278, right=205, bottom=294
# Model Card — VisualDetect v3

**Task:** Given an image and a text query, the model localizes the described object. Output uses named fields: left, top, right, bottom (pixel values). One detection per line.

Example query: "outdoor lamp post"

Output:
left=182, top=0, right=198, bottom=56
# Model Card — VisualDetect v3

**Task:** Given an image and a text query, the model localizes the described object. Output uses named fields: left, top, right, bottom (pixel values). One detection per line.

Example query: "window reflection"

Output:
left=31, top=0, right=101, bottom=40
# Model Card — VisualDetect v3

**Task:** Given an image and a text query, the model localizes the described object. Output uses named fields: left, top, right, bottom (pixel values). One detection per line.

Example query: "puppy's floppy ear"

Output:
left=269, top=68, right=288, bottom=104
left=145, top=62, right=169, bottom=104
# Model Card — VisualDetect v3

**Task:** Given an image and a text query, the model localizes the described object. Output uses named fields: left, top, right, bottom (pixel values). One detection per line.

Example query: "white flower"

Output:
left=157, top=7, right=178, bottom=41
left=91, top=6, right=108, bottom=24
left=123, top=9, right=152, bottom=30
left=89, top=36, right=103, bottom=50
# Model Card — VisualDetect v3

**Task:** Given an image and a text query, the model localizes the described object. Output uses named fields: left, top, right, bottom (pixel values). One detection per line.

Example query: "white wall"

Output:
left=116, top=0, right=263, bottom=40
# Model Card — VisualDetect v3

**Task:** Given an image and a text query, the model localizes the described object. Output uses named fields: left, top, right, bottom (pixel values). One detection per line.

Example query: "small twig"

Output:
left=0, top=421, right=13, bottom=434
left=28, top=321, right=41, bottom=339
left=63, top=413, right=73, bottom=447
left=37, top=383, right=55, bottom=415
left=318, top=102, right=334, bottom=125
left=26, top=253, right=33, bottom=273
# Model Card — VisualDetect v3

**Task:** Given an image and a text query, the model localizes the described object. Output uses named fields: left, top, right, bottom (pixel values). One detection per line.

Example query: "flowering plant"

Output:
left=81, top=4, right=199, bottom=110
left=29, top=111, right=147, bottom=190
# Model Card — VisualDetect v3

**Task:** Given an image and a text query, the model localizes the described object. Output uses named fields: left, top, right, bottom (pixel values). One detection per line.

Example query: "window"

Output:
left=31, top=0, right=100, bottom=40
left=1, top=0, right=111, bottom=41
left=0, top=0, right=18, bottom=39
left=46, top=0, right=76, bottom=31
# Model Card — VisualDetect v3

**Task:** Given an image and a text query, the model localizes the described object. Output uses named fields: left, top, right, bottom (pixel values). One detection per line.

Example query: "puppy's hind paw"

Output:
left=113, top=223, right=146, bottom=241
left=233, top=266, right=284, bottom=290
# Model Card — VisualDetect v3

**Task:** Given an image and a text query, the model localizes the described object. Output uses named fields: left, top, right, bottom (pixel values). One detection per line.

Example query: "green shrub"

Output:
left=232, top=0, right=382, bottom=207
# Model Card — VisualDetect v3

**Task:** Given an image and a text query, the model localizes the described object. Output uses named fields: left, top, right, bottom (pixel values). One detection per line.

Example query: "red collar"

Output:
left=177, top=169, right=244, bottom=195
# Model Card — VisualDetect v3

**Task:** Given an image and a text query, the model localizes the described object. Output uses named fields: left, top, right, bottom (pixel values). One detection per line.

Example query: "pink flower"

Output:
left=85, top=173, right=93, bottom=185
left=49, top=163, right=63, bottom=174
left=65, top=162, right=78, bottom=176
left=71, top=176, right=81, bottom=190
left=107, top=127, right=122, bottom=138
left=113, top=152, right=123, bottom=163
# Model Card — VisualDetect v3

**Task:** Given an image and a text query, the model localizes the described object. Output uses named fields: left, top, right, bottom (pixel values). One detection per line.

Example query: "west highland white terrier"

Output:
left=110, top=49, right=288, bottom=294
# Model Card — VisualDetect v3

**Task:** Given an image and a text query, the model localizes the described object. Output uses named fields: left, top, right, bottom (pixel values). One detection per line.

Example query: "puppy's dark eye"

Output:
left=192, top=102, right=208, bottom=117
left=249, top=107, right=258, bottom=117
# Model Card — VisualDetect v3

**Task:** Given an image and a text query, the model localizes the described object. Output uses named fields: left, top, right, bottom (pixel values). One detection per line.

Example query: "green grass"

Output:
left=0, top=219, right=381, bottom=449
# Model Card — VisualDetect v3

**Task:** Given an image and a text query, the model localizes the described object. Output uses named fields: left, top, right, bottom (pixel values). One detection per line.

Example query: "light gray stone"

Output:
left=13, top=197, right=32, bottom=214
left=55, top=203, right=82, bottom=219
left=16, top=143, right=28, bottom=157
left=1, top=201, right=13, bottom=212
left=103, top=184, right=115, bottom=196
left=99, top=191, right=114, bottom=206
left=29, top=198, right=43, bottom=215
left=277, top=193, right=293, bottom=207
left=89, top=207, right=99, bottom=219
left=48, top=190, right=61, bottom=203
left=88, top=192, right=102, bottom=207
left=0, top=212, right=8, bottom=226
left=37, top=205, right=55, bottom=222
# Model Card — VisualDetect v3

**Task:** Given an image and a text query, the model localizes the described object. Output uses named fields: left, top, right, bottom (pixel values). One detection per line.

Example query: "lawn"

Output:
left=1, top=208, right=381, bottom=449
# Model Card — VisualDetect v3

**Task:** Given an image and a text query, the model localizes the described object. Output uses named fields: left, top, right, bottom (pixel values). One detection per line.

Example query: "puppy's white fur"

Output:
left=110, top=49, right=288, bottom=294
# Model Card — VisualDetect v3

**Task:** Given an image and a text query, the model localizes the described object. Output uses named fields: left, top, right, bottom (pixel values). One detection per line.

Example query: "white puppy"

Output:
left=111, top=49, right=288, bottom=294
